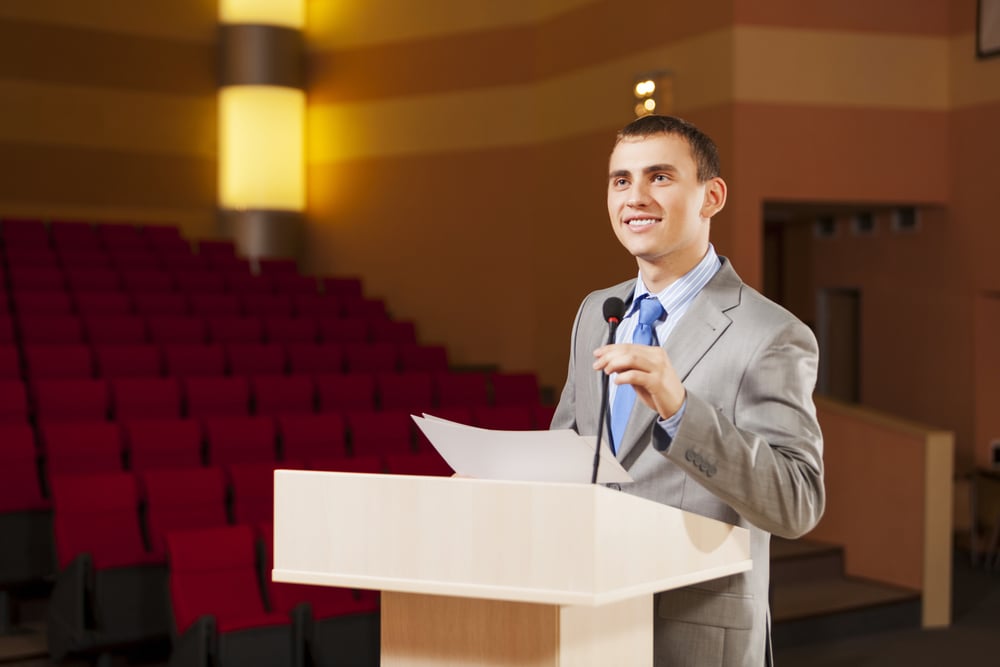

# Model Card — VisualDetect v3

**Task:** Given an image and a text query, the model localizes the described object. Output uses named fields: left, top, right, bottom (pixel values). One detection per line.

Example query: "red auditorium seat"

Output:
left=175, top=270, right=226, bottom=294
left=143, top=224, right=188, bottom=249
left=342, top=342, right=398, bottom=373
left=124, top=418, right=203, bottom=472
left=285, top=343, right=342, bottom=374
left=533, top=404, right=556, bottom=429
left=47, top=471, right=170, bottom=661
left=141, top=466, right=229, bottom=557
left=490, top=372, right=540, bottom=406
left=1, top=219, right=49, bottom=247
left=271, top=274, right=319, bottom=295
left=207, top=316, right=264, bottom=344
left=18, top=314, right=84, bottom=344
left=96, top=223, right=146, bottom=250
left=277, top=413, right=348, bottom=461
left=377, top=371, right=433, bottom=412
left=346, top=409, right=415, bottom=457
left=33, top=378, right=109, bottom=423
left=256, top=522, right=380, bottom=667
left=292, top=294, right=341, bottom=317
left=240, top=294, right=293, bottom=318
left=165, top=525, right=294, bottom=667
left=0, top=316, right=13, bottom=344
left=94, top=344, right=162, bottom=378
left=0, top=380, right=28, bottom=423
left=256, top=258, right=298, bottom=275
left=434, top=371, right=489, bottom=408
left=317, top=316, right=369, bottom=344
left=146, top=315, right=207, bottom=344
left=472, top=405, right=535, bottom=431
left=398, top=343, right=449, bottom=372
left=309, top=455, right=382, bottom=474
left=222, top=271, right=272, bottom=294
left=112, top=376, right=182, bottom=419
left=0, top=424, right=47, bottom=512
left=120, top=269, right=175, bottom=293
left=0, top=345, right=20, bottom=379
left=227, top=461, right=303, bottom=525
left=9, top=267, right=65, bottom=291
left=315, top=372, right=376, bottom=412
left=84, top=314, right=148, bottom=344
left=41, top=421, right=124, bottom=477
left=251, top=374, right=314, bottom=416
left=340, top=295, right=387, bottom=320
left=64, top=267, right=120, bottom=292
left=384, top=451, right=453, bottom=477
left=23, top=343, right=93, bottom=379
left=162, top=343, right=226, bottom=377
left=73, top=291, right=133, bottom=315
left=185, top=376, right=251, bottom=417
left=108, top=249, right=161, bottom=270
left=204, top=415, right=277, bottom=465
left=226, top=342, right=286, bottom=376
left=57, top=249, right=108, bottom=269
left=369, top=319, right=416, bottom=344
left=12, top=290, right=73, bottom=315
left=321, top=276, right=363, bottom=298
left=5, top=248, right=57, bottom=269
left=50, top=221, right=100, bottom=249
left=188, top=292, right=240, bottom=316
left=132, top=292, right=189, bottom=316
left=263, top=316, right=318, bottom=344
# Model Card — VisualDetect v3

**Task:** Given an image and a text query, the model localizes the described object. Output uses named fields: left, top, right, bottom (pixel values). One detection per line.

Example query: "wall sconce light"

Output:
left=217, top=0, right=306, bottom=260
left=632, top=71, right=673, bottom=118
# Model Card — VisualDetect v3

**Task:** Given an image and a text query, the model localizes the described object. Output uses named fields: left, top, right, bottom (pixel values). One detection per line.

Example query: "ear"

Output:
left=700, top=177, right=727, bottom=219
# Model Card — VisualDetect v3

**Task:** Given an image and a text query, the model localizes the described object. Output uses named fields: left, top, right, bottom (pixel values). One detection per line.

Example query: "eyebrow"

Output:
left=608, top=163, right=680, bottom=179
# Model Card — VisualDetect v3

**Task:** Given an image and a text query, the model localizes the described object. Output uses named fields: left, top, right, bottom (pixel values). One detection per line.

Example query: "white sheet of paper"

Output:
left=412, top=414, right=633, bottom=485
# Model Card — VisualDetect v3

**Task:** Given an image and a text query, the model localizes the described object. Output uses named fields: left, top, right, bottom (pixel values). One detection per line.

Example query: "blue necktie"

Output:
left=610, top=296, right=665, bottom=453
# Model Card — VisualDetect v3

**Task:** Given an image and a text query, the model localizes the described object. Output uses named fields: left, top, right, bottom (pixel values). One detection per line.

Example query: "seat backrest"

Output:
left=227, top=343, right=287, bottom=376
left=23, top=343, right=94, bottom=380
left=377, top=372, right=433, bottom=412
left=124, top=417, right=203, bottom=471
left=141, top=466, right=229, bottom=556
left=0, top=379, right=28, bottom=423
left=83, top=314, right=149, bottom=345
left=472, top=405, right=536, bottom=431
left=285, top=342, right=342, bottom=374
left=33, top=378, right=109, bottom=423
left=397, top=344, right=448, bottom=372
left=204, top=415, right=277, bottom=465
left=185, top=376, right=251, bottom=418
left=206, top=316, right=263, bottom=344
left=490, top=372, right=540, bottom=406
left=0, top=344, right=20, bottom=379
left=132, top=292, right=189, bottom=316
left=112, top=376, right=182, bottom=419
left=434, top=371, right=489, bottom=408
left=146, top=316, right=206, bottom=344
left=227, top=461, right=295, bottom=525
left=0, top=423, right=47, bottom=512
left=18, top=314, right=84, bottom=344
left=342, top=342, right=398, bottom=373
left=263, top=317, right=318, bottom=345
left=317, top=318, right=370, bottom=345
left=346, top=409, right=414, bottom=457
left=384, top=451, right=453, bottom=477
left=277, top=413, right=347, bottom=461
left=162, top=343, right=226, bottom=378
left=73, top=291, right=133, bottom=316
left=41, top=420, right=124, bottom=477
left=94, top=344, right=163, bottom=378
left=251, top=374, right=315, bottom=416
left=50, top=471, right=150, bottom=569
left=166, top=524, right=268, bottom=634
left=369, top=320, right=416, bottom=344
left=12, top=290, right=73, bottom=315
left=315, top=372, right=376, bottom=412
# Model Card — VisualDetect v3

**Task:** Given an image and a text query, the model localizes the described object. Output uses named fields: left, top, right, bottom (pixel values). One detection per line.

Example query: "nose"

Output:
left=626, top=183, right=650, bottom=207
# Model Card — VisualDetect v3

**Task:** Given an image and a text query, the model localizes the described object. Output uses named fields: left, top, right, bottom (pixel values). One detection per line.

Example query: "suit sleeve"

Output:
left=549, top=298, right=587, bottom=432
left=665, top=318, right=825, bottom=538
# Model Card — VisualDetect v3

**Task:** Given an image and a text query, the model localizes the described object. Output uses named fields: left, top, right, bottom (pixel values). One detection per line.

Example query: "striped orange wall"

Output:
left=0, top=2, right=217, bottom=236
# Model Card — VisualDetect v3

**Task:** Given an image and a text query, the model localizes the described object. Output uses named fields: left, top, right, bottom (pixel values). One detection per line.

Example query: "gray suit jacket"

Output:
left=551, top=258, right=824, bottom=667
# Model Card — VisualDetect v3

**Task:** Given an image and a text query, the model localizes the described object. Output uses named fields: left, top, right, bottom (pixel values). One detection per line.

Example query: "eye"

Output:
left=652, top=173, right=671, bottom=183
left=611, top=177, right=629, bottom=188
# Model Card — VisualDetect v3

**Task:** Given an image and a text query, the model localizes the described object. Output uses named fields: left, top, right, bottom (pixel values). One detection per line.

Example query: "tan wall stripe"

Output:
left=0, top=0, right=216, bottom=42
left=0, top=80, right=216, bottom=159
left=0, top=19, right=215, bottom=97
left=733, top=0, right=951, bottom=36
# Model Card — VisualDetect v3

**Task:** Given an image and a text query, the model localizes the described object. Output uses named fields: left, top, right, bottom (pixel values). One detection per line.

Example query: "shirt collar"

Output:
left=627, top=244, right=721, bottom=318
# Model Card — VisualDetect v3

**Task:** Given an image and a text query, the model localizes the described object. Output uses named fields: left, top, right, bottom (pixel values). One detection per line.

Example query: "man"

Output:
left=550, top=115, right=824, bottom=666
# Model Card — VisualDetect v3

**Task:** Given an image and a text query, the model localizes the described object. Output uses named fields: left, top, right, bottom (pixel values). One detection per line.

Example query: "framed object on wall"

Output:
left=979, top=0, right=1000, bottom=58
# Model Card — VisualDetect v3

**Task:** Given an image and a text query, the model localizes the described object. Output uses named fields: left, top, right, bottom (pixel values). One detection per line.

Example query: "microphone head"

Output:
left=602, top=297, right=626, bottom=324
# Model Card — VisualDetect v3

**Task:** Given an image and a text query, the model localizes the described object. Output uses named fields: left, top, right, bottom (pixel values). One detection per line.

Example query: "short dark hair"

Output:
left=616, top=115, right=721, bottom=183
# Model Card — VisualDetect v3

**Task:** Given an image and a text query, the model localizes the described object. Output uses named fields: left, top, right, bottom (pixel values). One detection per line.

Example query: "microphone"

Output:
left=592, top=297, right=626, bottom=484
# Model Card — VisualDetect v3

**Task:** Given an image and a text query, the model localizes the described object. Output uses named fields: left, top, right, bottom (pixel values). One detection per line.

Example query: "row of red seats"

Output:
left=2, top=290, right=375, bottom=318
left=0, top=218, right=190, bottom=251
left=0, top=266, right=363, bottom=297
left=0, top=313, right=404, bottom=346
left=0, top=371, right=545, bottom=423
left=1, top=341, right=445, bottom=379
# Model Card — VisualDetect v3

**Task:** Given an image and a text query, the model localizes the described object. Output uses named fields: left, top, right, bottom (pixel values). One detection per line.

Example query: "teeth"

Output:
left=628, top=219, right=657, bottom=226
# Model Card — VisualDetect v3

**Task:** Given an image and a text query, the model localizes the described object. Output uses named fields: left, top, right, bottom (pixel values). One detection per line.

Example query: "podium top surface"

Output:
left=272, top=470, right=751, bottom=607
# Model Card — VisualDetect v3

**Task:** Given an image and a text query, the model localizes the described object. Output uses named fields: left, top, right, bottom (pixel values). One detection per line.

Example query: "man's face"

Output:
left=607, top=133, right=716, bottom=276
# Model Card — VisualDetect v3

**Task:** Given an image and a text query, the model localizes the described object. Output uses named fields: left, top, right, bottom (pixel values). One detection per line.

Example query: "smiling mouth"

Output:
left=625, top=217, right=659, bottom=227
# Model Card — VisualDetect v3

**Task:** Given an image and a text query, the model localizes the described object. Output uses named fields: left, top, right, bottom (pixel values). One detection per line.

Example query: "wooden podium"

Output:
left=272, top=470, right=751, bottom=667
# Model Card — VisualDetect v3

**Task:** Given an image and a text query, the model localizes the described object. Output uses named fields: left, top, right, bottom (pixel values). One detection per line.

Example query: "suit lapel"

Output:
left=615, top=260, right=742, bottom=463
